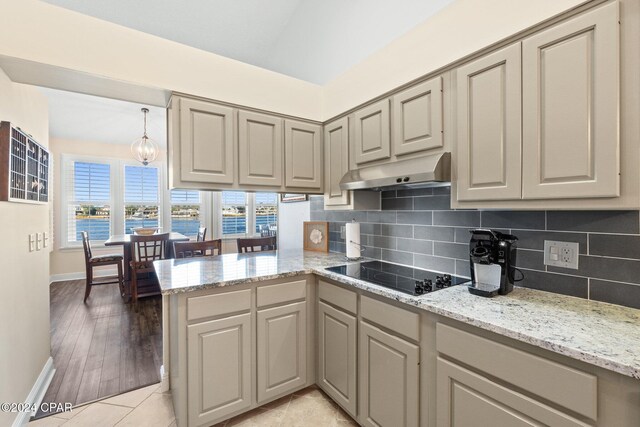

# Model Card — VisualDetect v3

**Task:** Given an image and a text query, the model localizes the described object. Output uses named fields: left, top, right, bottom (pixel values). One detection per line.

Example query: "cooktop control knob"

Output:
left=414, top=280, right=424, bottom=295
left=424, top=279, right=433, bottom=292
left=435, top=276, right=445, bottom=289
left=443, top=274, right=452, bottom=287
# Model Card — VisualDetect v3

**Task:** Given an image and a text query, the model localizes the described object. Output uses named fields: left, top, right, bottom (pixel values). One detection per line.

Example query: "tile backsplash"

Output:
left=310, top=188, right=640, bottom=309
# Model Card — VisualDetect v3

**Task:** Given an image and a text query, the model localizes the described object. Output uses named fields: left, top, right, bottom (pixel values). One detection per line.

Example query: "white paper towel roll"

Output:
left=346, top=222, right=361, bottom=259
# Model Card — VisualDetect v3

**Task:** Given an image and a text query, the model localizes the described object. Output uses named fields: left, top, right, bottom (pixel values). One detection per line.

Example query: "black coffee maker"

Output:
left=468, top=229, right=518, bottom=297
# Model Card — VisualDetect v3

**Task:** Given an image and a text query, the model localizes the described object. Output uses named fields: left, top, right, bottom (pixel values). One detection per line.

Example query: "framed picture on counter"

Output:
left=280, top=194, right=308, bottom=203
left=303, top=221, right=329, bottom=252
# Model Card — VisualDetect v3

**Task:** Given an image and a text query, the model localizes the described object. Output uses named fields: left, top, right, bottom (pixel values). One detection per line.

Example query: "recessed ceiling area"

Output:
left=39, top=87, right=166, bottom=147
left=40, top=0, right=455, bottom=85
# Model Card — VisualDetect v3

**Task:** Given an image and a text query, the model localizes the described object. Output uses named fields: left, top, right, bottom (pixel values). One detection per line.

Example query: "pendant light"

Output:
left=131, top=107, right=158, bottom=166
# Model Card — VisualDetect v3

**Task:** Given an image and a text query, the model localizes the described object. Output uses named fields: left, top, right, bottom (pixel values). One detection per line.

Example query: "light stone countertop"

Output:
left=154, top=250, right=640, bottom=380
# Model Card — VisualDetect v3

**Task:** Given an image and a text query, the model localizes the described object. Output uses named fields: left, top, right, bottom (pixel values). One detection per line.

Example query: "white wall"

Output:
left=322, top=0, right=589, bottom=118
left=0, top=0, right=322, bottom=120
left=277, top=200, right=310, bottom=251
left=0, top=67, right=50, bottom=427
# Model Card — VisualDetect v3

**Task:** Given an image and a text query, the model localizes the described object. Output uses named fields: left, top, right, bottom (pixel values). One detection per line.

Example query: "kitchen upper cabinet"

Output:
left=257, top=301, right=307, bottom=403
left=353, top=99, right=391, bottom=165
left=392, top=76, right=443, bottom=156
left=318, top=301, right=357, bottom=417
left=238, top=111, right=283, bottom=187
left=187, top=313, right=252, bottom=427
left=178, top=97, right=235, bottom=184
left=359, top=321, right=419, bottom=427
left=456, top=43, right=523, bottom=201
left=522, top=3, right=619, bottom=200
left=324, top=117, right=351, bottom=206
left=284, top=120, right=322, bottom=190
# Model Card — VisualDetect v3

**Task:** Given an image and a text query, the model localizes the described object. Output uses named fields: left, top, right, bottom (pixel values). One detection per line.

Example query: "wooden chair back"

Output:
left=81, top=231, right=93, bottom=261
left=237, top=236, right=277, bottom=253
left=130, top=232, right=170, bottom=263
left=196, top=227, right=207, bottom=242
left=174, top=239, right=222, bottom=258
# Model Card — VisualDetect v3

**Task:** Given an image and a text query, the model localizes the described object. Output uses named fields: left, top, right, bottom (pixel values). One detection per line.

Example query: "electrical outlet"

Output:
left=340, top=226, right=346, bottom=239
left=544, top=240, right=579, bottom=269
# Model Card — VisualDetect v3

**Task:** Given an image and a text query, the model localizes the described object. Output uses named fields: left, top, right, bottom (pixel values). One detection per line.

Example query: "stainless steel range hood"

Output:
left=339, top=152, right=451, bottom=191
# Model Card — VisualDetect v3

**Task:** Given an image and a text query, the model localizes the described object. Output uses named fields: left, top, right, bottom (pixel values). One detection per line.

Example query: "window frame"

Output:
left=59, top=155, right=212, bottom=249
left=168, top=189, right=206, bottom=239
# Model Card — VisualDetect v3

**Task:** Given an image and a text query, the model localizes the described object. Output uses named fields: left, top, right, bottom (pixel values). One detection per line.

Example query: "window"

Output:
left=65, top=160, right=112, bottom=242
left=124, top=165, right=160, bottom=234
left=255, top=193, right=278, bottom=233
left=221, top=191, right=247, bottom=235
left=218, top=191, right=278, bottom=237
left=171, top=189, right=202, bottom=237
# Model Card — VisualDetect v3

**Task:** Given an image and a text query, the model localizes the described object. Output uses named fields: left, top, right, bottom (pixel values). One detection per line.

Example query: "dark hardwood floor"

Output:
left=39, top=279, right=162, bottom=416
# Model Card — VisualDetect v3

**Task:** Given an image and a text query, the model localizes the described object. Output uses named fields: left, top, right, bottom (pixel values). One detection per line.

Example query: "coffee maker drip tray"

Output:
left=467, top=281, right=502, bottom=297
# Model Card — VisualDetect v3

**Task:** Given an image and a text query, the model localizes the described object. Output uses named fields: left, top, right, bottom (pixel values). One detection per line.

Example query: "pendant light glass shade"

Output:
left=131, top=107, right=158, bottom=166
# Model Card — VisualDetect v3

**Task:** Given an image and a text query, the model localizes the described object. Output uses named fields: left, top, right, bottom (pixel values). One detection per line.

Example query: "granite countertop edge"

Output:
left=154, top=254, right=640, bottom=380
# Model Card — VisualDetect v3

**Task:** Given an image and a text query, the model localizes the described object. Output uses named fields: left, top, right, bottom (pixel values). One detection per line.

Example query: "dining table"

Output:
left=104, top=232, right=190, bottom=282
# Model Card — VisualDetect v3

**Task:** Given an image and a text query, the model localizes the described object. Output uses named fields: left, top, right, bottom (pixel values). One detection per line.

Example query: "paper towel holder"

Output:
left=346, top=240, right=366, bottom=261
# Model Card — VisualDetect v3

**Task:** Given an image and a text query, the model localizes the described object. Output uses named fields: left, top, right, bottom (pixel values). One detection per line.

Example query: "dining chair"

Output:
left=81, top=231, right=125, bottom=303
left=174, top=239, right=222, bottom=258
left=196, top=226, right=207, bottom=242
left=129, top=232, right=170, bottom=304
left=237, top=236, right=277, bottom=253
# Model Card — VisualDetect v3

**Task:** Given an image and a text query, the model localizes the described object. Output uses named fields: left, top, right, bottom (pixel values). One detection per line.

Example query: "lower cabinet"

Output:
left=359, top=321, right=420, bottom=427
left=187, top=313, right=252, bottom=427
left=257, top=301, right=307, bottom=403
left=317, top=301, right=357, bottom=417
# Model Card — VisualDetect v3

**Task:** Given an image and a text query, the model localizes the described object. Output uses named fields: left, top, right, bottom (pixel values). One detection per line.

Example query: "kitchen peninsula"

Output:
left=155, top=250, right=640, bottom=427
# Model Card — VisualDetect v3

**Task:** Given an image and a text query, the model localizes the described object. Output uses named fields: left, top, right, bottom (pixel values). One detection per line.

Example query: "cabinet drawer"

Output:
left=436, top=323, right=597, bottom=420
left=257, top=279, right=306, bottom=307
left=318, top=280, right=357, bottom=314
left=187, top=289, right=251, bottom=322
left=361, top=295, right=419, bottom=341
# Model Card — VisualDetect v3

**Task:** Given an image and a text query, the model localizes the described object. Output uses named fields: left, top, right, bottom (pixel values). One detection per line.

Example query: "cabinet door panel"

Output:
left=318, top=301, right=357, bottom=417
left=324, top=117, right=350, bottom=206
left=238, top=111, right=283, bottom=187
left=522, top=3, right=619, bottom=199
left=284, top=120, right=322, bottom=189
left=436, top=358, right=589, bottom=427
left=393, top=77, right=443, bottom=156
left=257, top=301, right=307, bottom=403
left=180, top=98, right=235, bottom=184
left=456, top=44, right=522, bottom=201
left=187, top=314, right=251, bottom=426
left=359, top=321, right=419, bottom=427
left=354, top=100, right=391, bottom=164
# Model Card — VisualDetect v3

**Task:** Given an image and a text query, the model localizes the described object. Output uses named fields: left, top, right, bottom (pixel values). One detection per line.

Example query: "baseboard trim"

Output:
left=50, top=268, right=116, bottom=284
left=12, top=357, right=55, bottom=427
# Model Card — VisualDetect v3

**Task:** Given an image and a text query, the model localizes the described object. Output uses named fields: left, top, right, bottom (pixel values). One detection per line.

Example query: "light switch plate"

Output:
left=43, top=231, right=49, bottom=248
left=544, top=240, right=579, bottom=269
left=29, top=234, right=36, bottom=252
left=36, top=233, right=42, bottom=251
left=340, top=226, right=346, bottom=239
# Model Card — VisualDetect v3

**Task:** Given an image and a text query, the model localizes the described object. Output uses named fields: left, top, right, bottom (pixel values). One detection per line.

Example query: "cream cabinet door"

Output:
left=238, top=110, right=283, bottom=187
left=522, top=3, right=619, bottom=199
left=324, top=117, right=350, bottom=206
left=392, top=76, right=443, bottom=156
left=354, top=99, right=391, bottom=164
left=179, top=98, right=235, bottom=184
left=436, top=358, right=589, bottom=427
left=318, top=301, right=357, bottom=417
left=456, top=44, right=522, bottom=201
left=257, top=301, right=307, bottom=403
left=359, top=321, right=419, bottom=427
left=284, top=120, right=322, bottom=190
left=187, top=313, right=252, bottom=427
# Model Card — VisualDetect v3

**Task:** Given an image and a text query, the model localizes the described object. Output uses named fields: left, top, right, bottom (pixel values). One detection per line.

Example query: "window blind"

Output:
left=255, top=193, right=278, bottom=234
left=124, top=165, right=160, bottom=234
left=171, top=189, right=202, bottom=237
left=222, top=191, right=247, bottom=235
left=65, top=161, right=111, bottom=242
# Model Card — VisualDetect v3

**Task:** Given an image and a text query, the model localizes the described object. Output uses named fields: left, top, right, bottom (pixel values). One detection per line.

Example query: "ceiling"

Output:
left=38, top=0, right=454, bottom=145
left=39, top=87, right=166, bottom=147
left=40, top=0, right=454, bottom=85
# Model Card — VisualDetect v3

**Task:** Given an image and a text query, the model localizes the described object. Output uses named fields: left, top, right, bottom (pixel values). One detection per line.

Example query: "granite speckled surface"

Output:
left=154, top=250, right=640, bottom=380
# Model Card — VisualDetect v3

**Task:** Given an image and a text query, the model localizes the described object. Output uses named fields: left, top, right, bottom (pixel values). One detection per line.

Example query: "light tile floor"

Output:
left=29, top=384, right=358, bottom=427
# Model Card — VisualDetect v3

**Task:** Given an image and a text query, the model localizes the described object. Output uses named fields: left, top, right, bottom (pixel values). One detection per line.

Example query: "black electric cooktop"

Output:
left=325, top=260, right=469, bottom=296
